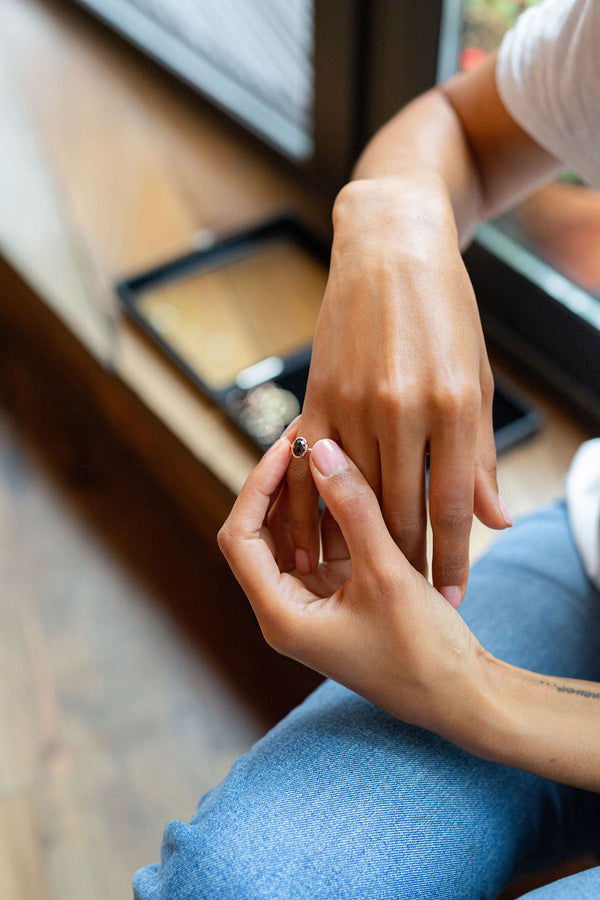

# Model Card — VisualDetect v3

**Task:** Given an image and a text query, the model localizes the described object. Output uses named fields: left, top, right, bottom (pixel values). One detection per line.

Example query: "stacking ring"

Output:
left=291, top=437, right=312, bottom=459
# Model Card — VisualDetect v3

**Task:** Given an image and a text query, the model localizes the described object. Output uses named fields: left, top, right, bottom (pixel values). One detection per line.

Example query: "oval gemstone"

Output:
left=292, top=437, right=308, bottom=458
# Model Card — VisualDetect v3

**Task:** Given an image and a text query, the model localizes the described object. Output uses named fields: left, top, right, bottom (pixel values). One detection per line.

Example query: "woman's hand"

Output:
left=220, top=431, right=600, bottom=792
left=218, top=431, right=489, bottom=742
left=277, top=177, right=511, bottom=606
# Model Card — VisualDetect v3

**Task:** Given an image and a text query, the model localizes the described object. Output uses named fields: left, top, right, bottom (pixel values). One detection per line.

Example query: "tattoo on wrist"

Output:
left=539, top=679, right=600, bottom=701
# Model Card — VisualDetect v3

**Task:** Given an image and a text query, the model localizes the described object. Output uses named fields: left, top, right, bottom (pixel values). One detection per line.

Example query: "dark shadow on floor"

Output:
left=0, top=337, right=322, bottom=732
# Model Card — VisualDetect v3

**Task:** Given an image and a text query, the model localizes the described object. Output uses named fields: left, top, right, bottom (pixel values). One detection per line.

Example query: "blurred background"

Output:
left=0, top=0, right=598, bottom=897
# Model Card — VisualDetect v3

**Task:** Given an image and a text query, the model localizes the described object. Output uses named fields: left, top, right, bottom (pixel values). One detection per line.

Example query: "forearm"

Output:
left=348, top=55, right=561, bottom=249
left=351, top=88, right=484, bottom=247
left=456, top=651, right=600, bottom=792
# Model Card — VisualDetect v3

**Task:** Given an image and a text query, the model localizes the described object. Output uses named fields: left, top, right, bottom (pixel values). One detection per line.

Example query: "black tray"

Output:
left=116, top=215, right=542, bottom=453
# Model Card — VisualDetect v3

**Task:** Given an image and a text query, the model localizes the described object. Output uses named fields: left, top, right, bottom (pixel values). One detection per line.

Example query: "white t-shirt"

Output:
left=496, top=0, right=600, bottom=190
left=496, top=0, right=600, bottom=588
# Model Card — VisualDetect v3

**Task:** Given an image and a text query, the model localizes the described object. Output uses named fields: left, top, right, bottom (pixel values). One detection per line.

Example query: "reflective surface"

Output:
left=137, top=237, right=326, bottom=392
left=461, top=0, right=600, bottom=300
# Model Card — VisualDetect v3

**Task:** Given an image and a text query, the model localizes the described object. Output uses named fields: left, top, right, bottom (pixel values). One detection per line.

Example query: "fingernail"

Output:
left=441, top=586, right=462, bottom=609
left=295, top=548, right=312, bottom=575
left=498, top=495, right=513, bottom=527
left=311, top=439, right=348, bottom=477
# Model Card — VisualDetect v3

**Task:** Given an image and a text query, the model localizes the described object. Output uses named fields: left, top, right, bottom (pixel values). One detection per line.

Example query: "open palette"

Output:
left=117, top=216, right=542, bottom=453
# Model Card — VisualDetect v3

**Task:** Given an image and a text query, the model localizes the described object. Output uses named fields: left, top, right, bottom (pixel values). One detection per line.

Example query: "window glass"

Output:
left=461, top=0, right=600, bottom=300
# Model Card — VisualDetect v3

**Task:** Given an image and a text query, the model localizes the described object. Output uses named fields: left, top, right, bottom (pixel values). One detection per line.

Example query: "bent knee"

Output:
left=133, top=814, right=306, bottom=900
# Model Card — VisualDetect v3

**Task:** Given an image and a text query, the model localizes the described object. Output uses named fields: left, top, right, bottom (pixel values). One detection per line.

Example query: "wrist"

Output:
left=436, top=649, right=575, bottom=780
left=407, top=642, right=516, bottom=762
left=332, top=174, right=458, bottom=249
left=437, top=648, right=518, bottom=759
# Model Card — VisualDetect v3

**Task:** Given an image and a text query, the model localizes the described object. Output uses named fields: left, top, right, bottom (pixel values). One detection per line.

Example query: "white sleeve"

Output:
left=496, top=0, right=600, bottom=189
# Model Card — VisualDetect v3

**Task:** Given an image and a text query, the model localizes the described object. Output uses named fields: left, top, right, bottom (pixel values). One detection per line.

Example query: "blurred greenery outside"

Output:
left=461, top=0, right=598, bottom=297
left=463, top=0, right=541, bottom=53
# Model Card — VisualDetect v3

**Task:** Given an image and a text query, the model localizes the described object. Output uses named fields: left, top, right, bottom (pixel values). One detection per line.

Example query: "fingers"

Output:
left=286, top=413, right=330, bottom=574
left=234, top=437, right=292, bottom=535
left=218, top=437, right=292, bottom=604
left=379, top=431, right=428, bottom=576
left=265, top=417, right=302, bottom=570
left=320, top=507, right=349, bottom=562
left=266, top=480, right=296, bottom=571
left=473, top=373, right=512, bottom=530
left=427, top=401, right=479, bottom=607
left=309, top=439, right=397, bottom=566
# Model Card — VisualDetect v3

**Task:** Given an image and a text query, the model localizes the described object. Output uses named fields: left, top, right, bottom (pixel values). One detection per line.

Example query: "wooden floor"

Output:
left=0, top=379, right=320, bottom=900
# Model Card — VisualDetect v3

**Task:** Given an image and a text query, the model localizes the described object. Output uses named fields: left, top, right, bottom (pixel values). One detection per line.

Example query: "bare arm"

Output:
left=472, top=655, right=600, bottom=791
left=223, top=436, right=600, bottom=793
left=354, top=53, right=561, bottom=244
left=280, top=54, right=560, bottom=602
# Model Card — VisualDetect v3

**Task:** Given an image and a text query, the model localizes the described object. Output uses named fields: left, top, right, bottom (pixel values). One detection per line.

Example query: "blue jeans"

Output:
left=134, top=503, right=600, bottom=899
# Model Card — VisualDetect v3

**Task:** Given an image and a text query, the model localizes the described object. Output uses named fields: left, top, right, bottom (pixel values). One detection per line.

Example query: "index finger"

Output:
left=223, top=437, right=292, bottom=541
left=218, top=437, right=292, bottom=603
left=286, top=413, right=330, bottom=574
left=428, top=407, right=478, bottom=607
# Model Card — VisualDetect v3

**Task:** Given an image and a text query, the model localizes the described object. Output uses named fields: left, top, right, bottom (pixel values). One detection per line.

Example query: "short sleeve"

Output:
left=496, top=0, right=600, bottom=188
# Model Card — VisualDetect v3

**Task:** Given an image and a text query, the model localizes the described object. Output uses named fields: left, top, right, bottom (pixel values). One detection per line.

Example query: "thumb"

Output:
left=309, top=439, right=398, bottom=566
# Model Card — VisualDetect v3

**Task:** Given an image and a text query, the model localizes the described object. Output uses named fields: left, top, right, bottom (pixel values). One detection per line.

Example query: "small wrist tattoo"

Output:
left=539, top=679, right=600, bottom=701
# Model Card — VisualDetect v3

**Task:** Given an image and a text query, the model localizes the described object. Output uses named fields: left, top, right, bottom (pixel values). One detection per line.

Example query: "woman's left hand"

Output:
left=218, top=432, right=489, bottom=742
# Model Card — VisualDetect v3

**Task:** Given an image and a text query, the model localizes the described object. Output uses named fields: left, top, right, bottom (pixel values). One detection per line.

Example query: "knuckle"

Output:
left=288, top=508, right=315, bottom=543
left=436, top=560, right=468, bottom=592
left=373, top=379, right=422, bottom=422
left=480, top=367, right=495, bottom=403
left=385, top=511, right=424, bottom=547
left=373, top=382, right=400, bottom=416
left=433, top=505, right=472, bottom=537
left=431, top=380, right=480, bottom=422
left=331, top=477, right=372, bottom=515
left=476, top=441, right=498, bottom=474
left=216, top=522, right=234, bottom=555
left=335, top=385, right=360, bottom=416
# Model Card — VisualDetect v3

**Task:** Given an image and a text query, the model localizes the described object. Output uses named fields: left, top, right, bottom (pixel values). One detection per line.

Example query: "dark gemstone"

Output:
left=292, top=437, right=308, bottom=458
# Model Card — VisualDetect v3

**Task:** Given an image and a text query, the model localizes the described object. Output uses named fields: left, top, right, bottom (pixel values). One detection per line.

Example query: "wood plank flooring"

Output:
left=0, top=377, right=319, bottom=899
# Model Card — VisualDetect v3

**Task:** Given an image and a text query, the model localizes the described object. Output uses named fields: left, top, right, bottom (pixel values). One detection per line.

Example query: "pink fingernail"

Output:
left=311, top=439, right=348, bottom=477
left=441, top=586, right=462, bottom=609
left=295, top=549, right=312, bottom=575
left=498, top=495, right=513, bottom=527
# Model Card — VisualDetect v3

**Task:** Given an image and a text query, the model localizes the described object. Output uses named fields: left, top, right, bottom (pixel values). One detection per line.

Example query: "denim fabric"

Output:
left=133, top=503, right=600, bottom=899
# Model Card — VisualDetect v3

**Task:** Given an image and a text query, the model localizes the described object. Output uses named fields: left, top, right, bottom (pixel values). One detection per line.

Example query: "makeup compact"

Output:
left=117, top=217, right=328, bottom=449
left=116, top=215, right=542, bottom=452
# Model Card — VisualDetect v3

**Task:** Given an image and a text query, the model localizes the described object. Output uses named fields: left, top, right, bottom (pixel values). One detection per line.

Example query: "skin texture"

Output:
left=219, top=435, right=600, bottom=793
left=272, top=54, right=560, bottom=604
left=219, top=55, right=600, bottom=791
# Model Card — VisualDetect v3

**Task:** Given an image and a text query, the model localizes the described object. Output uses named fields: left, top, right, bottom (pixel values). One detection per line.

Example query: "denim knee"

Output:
left=133, top=683, right=564, bottom=900
left=133, top=813, right=271, bottom=900
left=133, top=502, right=600, bottom=899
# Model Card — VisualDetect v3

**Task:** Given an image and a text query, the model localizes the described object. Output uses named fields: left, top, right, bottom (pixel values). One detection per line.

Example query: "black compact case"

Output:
left=116, top=215, right=542, bottom=452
